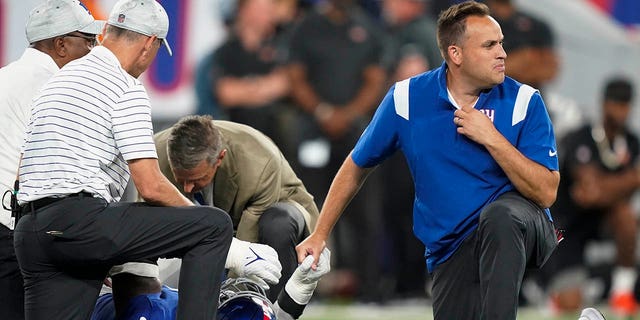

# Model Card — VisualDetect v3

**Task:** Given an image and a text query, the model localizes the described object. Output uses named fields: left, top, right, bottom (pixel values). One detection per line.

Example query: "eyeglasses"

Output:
left=63, top=33, right=98, bottom=48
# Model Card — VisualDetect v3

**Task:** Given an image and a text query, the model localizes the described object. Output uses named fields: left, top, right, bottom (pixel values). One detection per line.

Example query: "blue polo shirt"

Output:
left=351, top=63, right=558, bottom=272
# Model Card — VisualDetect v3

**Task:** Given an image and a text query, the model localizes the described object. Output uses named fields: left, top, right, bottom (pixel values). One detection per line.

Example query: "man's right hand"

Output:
left=295, top=234, right=326, bottom=270
left=225, top=238, right=282, bottom=289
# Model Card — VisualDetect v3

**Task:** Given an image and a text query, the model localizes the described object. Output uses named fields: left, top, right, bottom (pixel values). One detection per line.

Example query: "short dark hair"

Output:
left=436, top=1, right=491, bottom=61
left=603, top=77, right=634, bottom=103
left=167, top=115, right=223, bottom=171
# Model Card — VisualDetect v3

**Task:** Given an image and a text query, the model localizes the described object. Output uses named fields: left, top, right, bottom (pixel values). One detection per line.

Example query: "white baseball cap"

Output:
left=26, top=0, right=105, bottom=44
left=107, top=0, right=172, bottom=56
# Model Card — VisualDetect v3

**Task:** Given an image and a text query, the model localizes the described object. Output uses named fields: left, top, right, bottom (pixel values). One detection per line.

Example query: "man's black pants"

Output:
left=259, top=202, right=308, bottom=301
left=1, top=224, right=24, bottom=320
left=13, top=195, right=232, bottom=320
left=431, top=192, right=558, bottom=320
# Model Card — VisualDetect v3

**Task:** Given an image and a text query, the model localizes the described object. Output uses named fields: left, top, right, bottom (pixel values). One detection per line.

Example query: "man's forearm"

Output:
left=314, top=155, right=372, bottom=238
left=485, top=135, right=559, bottom=208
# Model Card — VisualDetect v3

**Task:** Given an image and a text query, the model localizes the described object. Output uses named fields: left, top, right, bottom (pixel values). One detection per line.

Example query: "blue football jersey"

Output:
left=91, top=286, right=178, bottom=320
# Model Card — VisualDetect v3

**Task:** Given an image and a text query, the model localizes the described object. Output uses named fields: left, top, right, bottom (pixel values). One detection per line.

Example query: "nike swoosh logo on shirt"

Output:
left=549, top=150, right=557, bottom=157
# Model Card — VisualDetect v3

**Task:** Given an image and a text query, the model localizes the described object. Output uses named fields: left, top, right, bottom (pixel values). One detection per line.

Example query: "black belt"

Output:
left=21, top=192, right=94, bottom=215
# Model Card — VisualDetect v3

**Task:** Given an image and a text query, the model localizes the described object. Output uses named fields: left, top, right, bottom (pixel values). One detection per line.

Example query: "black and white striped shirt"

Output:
left=18, top=46, right=157, bottom=203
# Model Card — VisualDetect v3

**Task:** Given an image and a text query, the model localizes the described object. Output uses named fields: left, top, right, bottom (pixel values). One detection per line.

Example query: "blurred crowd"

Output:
left=188, top=0, right=638, bottom=315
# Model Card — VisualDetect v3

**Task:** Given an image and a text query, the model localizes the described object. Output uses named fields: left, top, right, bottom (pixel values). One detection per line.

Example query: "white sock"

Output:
left=611, top=266, right=637, bottom=294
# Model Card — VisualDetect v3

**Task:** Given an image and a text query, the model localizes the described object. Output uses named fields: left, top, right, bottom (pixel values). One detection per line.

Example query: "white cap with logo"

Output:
left=107, top=0, right=173, bottom=56
left=26, top=0, right=105, bottom=44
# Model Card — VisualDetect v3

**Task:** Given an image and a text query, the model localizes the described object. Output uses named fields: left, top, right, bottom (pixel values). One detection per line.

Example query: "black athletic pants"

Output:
left=431, top=192, right=558, bottom=320
left=13, top=195, right=232, bottom=320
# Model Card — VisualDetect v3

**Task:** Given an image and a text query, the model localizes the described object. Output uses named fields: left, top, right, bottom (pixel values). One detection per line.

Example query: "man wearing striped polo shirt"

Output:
left=13, top=1, right=233, bottom=319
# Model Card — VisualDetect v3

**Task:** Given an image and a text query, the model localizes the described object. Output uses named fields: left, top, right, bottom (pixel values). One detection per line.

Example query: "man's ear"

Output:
left=448, top=45, right=463, bottom=66
left=218, top=149, right=227, bottom=162
left=142, top=35, right=157, bottom=58
left=53, top=37, right=67, bottom=57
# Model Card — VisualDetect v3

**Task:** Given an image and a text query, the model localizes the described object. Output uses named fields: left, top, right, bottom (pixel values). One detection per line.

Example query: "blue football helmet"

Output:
left=217, top=277, right=277, bottom=320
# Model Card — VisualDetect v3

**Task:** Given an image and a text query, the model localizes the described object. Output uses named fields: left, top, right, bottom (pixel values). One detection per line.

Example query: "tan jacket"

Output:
left=154, top=120, right=319, bottom=242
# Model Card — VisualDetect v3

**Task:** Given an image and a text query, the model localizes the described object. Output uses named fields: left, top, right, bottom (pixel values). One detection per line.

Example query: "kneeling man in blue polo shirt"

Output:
left=295, top=1, right=561, bottom=320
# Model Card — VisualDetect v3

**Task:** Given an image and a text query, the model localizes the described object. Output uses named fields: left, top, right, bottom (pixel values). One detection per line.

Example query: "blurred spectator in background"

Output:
left=381, top=0, right=441, bottom=81
left=193, top=0, right=235, bottom=120
left=376, top=0, right=441, bottom=300
left=194, top=50, right=226, bottom=119
left=486, top=0, right=557, bottom=89
left=485, top=0, right=582, bottom=139
left=207, top=0, right=291, bottom=150
left=287, top=0, right=387, bottom=302
left=194, top=0, right=303, bottom=156
left=541, top=77, right=639, bottom=317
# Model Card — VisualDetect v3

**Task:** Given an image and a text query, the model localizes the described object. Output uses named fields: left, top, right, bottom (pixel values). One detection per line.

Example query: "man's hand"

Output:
left=453, top=105, right=500, bottom=146
left=225, top=238, right=282, bottom=289
left=295, top=234, right=326, bottom=270
left=285, top=248, right=331, bottom=305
